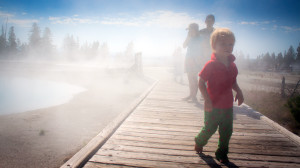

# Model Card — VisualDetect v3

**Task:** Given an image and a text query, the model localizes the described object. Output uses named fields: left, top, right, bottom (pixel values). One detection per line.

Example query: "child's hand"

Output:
left=235, top=90, right=244, bottom=106
left=204, top=99, right=213, bottom=112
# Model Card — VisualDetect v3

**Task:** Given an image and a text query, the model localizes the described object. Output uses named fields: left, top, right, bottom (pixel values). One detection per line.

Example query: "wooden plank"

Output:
left=136, top=106, right=202, bottom=112
left=123, top=121, right=280, bottom=134
left=60, top=80, right=158, bottom=168
left=84, top=162, right=135, bottom=168
left=93, top=151, right=215, bottom=166
left=88, top=155, right=212, bottom=168
left=131, top=112, right=262, bottom=122
left=109, top=135, right=300, bottom=154
left=115, top=130, right=295, bottom=148
left=125, top=117, right=273, bottom=129
left=115, top=129, right=292, bottom=144
left=95, top=148, right=300, bottom=166
left=97, top=145, right=300, bottom=168
left=117, top=125, right=287, bottom=139
left=121, top=123, right=282, bottom=136
left=104, top=139, right=300, bottom=163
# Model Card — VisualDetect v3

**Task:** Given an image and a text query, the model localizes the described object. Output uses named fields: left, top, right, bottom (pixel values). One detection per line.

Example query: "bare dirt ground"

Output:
left=238, top=70, right=300, bottom=136
left=0, top=61, right=151, bottom=168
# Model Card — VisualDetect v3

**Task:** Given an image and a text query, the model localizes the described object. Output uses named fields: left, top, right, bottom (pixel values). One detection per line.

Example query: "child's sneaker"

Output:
left=194, top=144, right=203, bottom=154
left=194, top=138, right=203, bottom=154
left=216, top=154, right=229, bottom=163
left=215, top=148, right=229, bottom=163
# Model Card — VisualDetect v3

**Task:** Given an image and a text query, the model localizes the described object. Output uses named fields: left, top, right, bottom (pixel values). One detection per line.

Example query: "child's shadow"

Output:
left=198, top=153, right=239, bottom=168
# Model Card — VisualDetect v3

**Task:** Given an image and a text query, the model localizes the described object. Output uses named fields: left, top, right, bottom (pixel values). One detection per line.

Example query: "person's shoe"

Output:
left=182, top=95, right=191, bottom=101
left=191, top=97, right=198, bottom=103
left=194, top=138, right=203, bottom=154
left=199, top=94, right=204, bottom=100
left=216, top=155, right=229, bottom=164
left=194, top=144, right=203, bottom=154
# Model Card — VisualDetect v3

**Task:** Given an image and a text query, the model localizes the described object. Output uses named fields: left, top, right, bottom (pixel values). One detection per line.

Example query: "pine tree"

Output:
left=29, top=23, right=41, bottom=49
left=0, top=25, right=6, bottom=54
left=262, top=52, right=272, bottom=69
left=284, top=45, right=296, bottom=66
left=271, top=52, right=276, bottom=69
left=8, top=26, right=17, bottom=53
left=42, top=27, right=52, bottom=48
left=276, top=52, right=284, bottom=68
left=63, top=34, right=79, bottom=60
left=41, top=27, right=53, bottom=57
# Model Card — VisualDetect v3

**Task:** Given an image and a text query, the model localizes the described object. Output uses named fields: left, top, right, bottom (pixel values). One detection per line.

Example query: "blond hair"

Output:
left=210, top=28, right=235, bottom=51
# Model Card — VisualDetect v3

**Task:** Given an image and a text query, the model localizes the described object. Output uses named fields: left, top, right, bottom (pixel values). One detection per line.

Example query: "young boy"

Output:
left=194, top=28, right=244, bottom=163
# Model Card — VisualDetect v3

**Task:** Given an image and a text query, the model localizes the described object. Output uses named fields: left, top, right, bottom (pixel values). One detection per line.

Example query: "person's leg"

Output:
left=188, top=72, right=198, bottom=100
left=195, top=109, right=219, bottom=149
left=215, top=108, right=233, bottom=163
left=185, top=72, right=198, bottom=100
left=183, top=72, right=193, bottom=100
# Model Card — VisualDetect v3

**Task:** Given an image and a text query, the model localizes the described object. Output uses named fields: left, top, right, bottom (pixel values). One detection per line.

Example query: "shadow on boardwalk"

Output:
left=198, top=153, right=239, bottom=168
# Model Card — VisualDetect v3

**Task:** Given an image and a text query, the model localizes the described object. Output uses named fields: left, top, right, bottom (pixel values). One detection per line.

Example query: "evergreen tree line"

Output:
left=235, top=44, right=300, bottom=72
left=0, top=22, right=118, bottom=61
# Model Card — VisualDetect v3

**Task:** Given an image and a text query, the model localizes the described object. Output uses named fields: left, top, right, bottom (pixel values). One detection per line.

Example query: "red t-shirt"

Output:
left=199, top=53, right=238, bottom=109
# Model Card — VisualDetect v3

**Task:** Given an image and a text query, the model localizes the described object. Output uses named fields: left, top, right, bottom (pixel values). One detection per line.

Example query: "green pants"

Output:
left=195, top=108, right=233, bottom=159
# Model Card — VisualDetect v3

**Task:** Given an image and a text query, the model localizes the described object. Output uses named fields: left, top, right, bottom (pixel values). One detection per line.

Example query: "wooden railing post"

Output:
left=281, top=76, right=285, bottom=98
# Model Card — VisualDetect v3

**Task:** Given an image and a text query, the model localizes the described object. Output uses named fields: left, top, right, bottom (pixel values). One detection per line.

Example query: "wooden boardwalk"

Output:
left=74, top=67, right=300, bottom=168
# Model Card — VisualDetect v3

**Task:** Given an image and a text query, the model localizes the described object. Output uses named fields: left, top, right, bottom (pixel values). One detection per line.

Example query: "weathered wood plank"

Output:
left=117, top=125, right=287, bottom=140
left=125, top=117, right=273, bottom=129
left=104, top=139, right=300, bottom=163
left=88, top=155, right=213, bottom=168
left=123, top=121, right=280, bottom=134
left=96, top=145, right=300, bottom=167
left=108, top=135, right=300, bottom=154
left=130, top=113, right=267, bottom=125
left=114, top=129, right=296, bottom=147
left=95, top=148, right=300, bottom=165
left=121, top=123, right=282, bottom=136
left=84, top=162, right=136, bottom=168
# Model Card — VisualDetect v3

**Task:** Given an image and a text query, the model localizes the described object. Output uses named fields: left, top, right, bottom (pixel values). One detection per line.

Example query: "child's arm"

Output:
left=233, top=82, right=244, bottom=106
left=199, top=77, right=212, bottom=112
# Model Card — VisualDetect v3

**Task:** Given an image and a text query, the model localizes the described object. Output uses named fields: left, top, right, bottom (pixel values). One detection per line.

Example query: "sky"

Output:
left=0, top=0, right=300, bottom=58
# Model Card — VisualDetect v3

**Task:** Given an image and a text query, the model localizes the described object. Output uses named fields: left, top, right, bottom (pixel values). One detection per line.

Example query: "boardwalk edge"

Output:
left=241, top=103, right=300, bottom=146
left=60, top=77, right=158, bottom=168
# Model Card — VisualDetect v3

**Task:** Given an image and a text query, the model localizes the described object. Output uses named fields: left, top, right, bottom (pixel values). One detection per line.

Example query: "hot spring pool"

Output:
left=0, top=76, right=86, bottom=115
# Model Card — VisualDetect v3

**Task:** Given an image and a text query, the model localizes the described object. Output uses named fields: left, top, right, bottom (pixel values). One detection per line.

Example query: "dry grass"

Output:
left=243, top=89, right=300, bottom=136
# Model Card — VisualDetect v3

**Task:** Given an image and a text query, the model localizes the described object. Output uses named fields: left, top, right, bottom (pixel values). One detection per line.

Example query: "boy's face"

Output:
left=214, top=36, right=235, bottom=58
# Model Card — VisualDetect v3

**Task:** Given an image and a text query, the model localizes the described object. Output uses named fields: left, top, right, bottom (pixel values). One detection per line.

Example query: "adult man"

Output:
left=199, top=14, right=215, bottom=67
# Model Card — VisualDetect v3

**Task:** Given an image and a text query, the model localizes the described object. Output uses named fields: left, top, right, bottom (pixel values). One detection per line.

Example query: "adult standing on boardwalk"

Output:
left=183, top=23, right=202, bottom=103
left=199, top=14, right=216, bottom=68
left=183, top=15, right=215, bottom=103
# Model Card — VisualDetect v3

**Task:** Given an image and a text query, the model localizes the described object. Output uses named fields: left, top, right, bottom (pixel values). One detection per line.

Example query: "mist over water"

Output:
left=0, top=58, right=153, bottom=167
left=0, top=76, right=85, bottom=115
